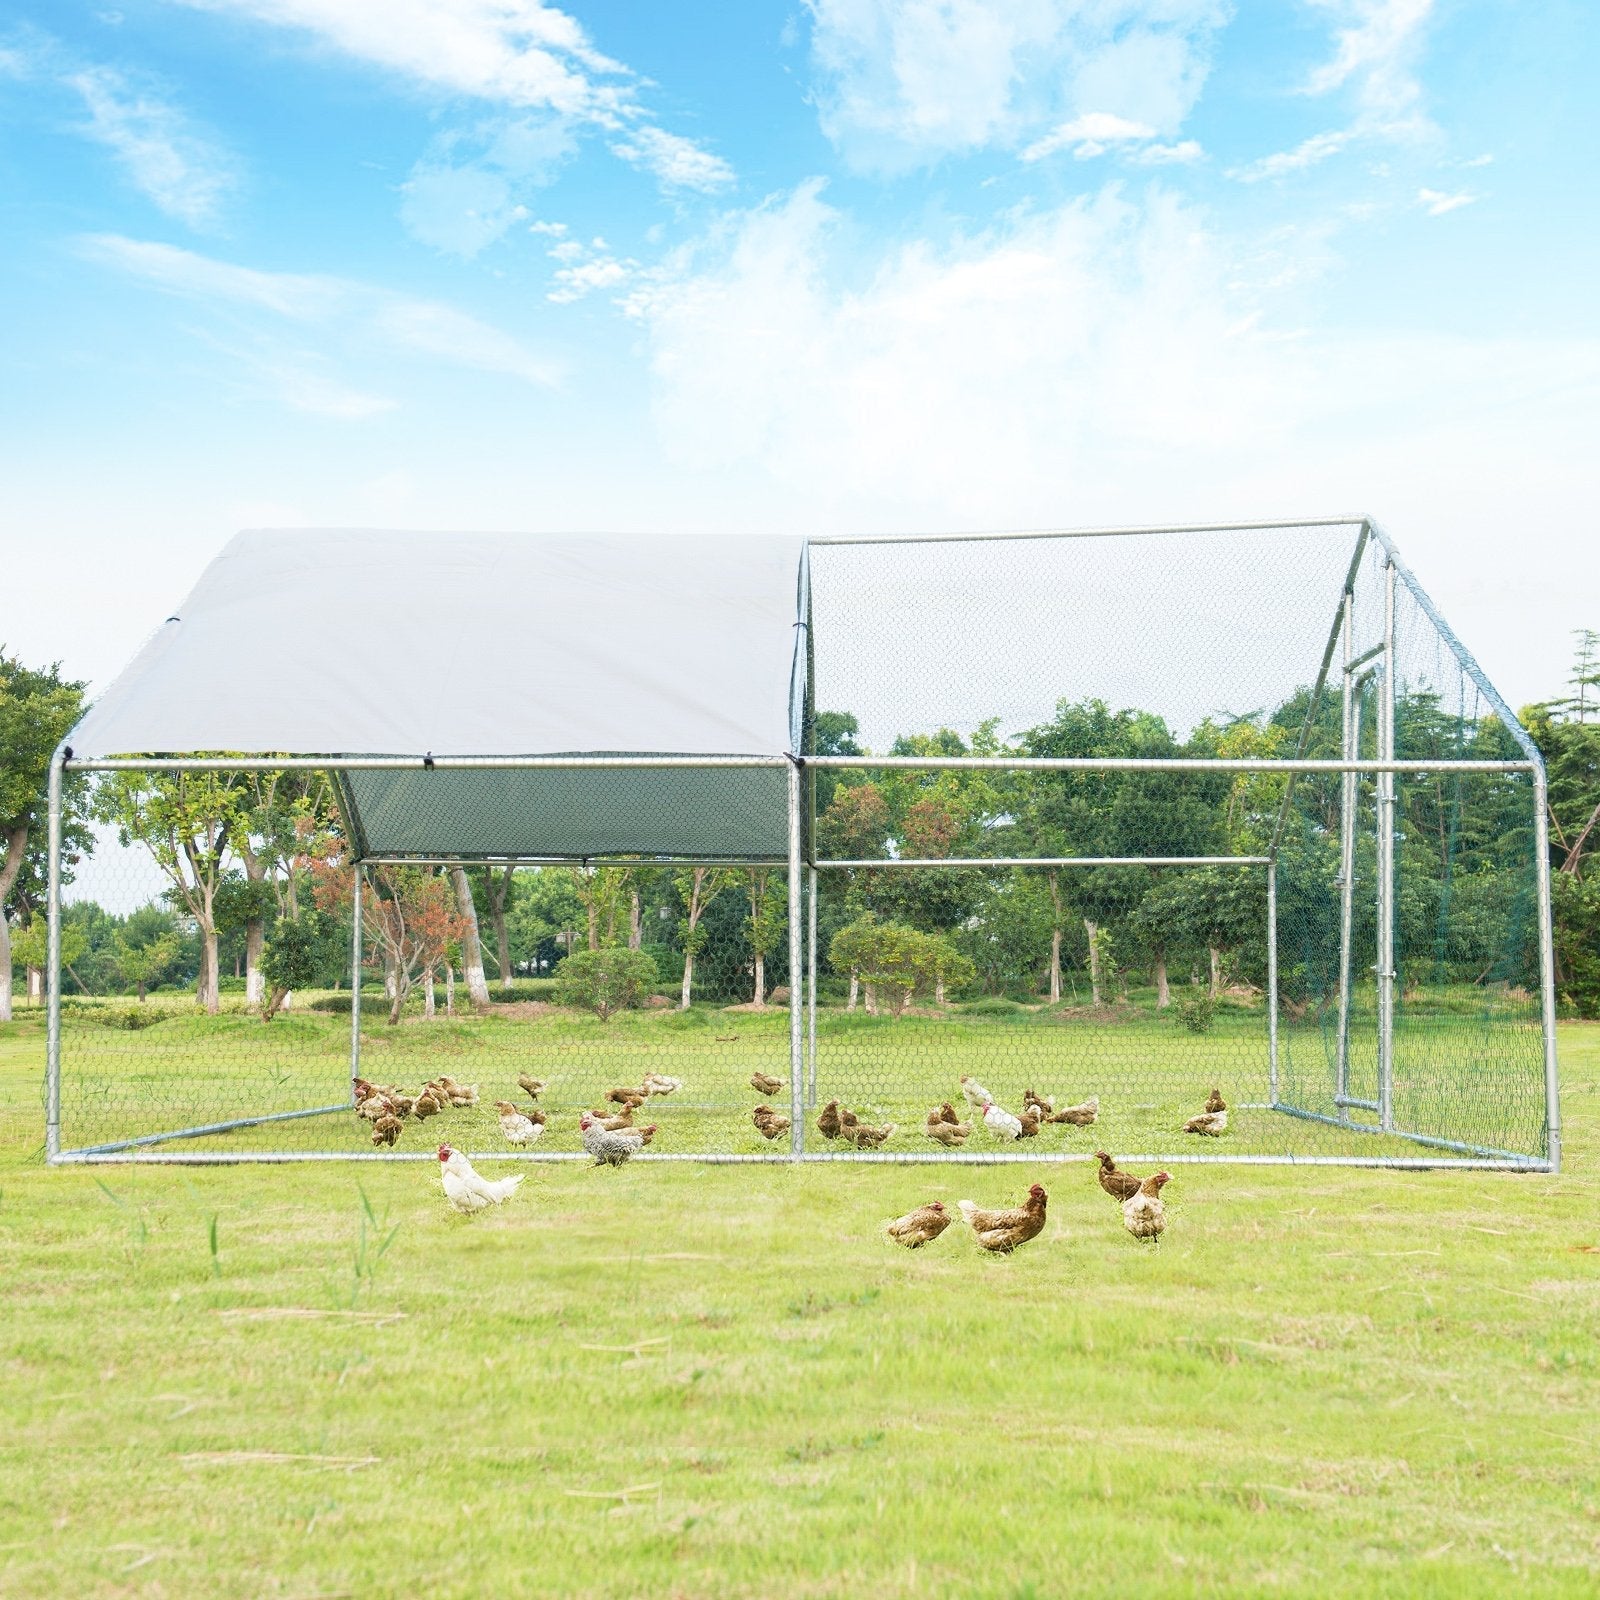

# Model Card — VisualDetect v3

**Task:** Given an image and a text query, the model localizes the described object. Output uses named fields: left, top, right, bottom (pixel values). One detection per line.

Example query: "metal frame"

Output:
left=42, top=516, right=1560, bottom=1171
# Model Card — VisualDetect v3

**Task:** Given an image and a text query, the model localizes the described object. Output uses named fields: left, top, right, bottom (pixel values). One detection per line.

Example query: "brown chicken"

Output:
left=886, top=1201, right=952, bottom=1248
left=752, top=1106, right=790, bottom=1140
left=1122, top=1172, right=1171, bottom=1241
left=436, top=1076, right=478, bottom=1107
left=607, top=1086, right=648, bottom=1108
left=817, top=1100, right=842, bottom=1140
left=846, top=1120, right=896, bottom=1150
left=749, top=1072, right=784, bottom=1097
left=517, top=1074, right=545, bottom=1100
left=1184, top=1110, right=1227, bottom=1136
left=1017, top=1110, right=1042, bottom=1139
left=370, top=1113, right=402, bottom=1147
left=589, top=1107, right=635, bottom=1131
left=356, top=1094, right=393, bottom=1122
left=958, top=1185, right=1048, bottom=1253
left=412, top=1091, right=442, bottom=1121
left=1022, top=1089, right=1054, bottom=1118
left=935, top=1101, right=962, bottom=1125
left=923, top=1117, right=972, bottom=1147
left=1094, top=1150, right=1142, bottom=1202
left=1049, top=1096, right=1099, bottom=1126
left=1205, top=1087, right=1227, bottom=1114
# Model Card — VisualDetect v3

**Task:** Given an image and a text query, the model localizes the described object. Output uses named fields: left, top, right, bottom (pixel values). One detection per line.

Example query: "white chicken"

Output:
left=580, top=1111, right=655, bottom=1166
left=494, top=1101, right=542, bottom=1146
left=960, top=1074, right=995, bottom=1109
left=437, top=1144, right=525, bottom=1213
left=642, top=1072, right=683, bottom=1096
left=1122, top=1171, right=1171, bottom=1242
left=982, top=1101, right=1024, bottom=1141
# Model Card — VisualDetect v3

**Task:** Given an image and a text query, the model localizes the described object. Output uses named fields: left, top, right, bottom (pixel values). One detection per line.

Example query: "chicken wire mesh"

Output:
left=42, top=520, right=1557, bottom=1167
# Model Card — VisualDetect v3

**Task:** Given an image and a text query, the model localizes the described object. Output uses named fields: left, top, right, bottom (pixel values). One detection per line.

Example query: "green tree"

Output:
left=95, top=771, right=244, bottom=1013
left=10, top=917, right=88, bottom=1001
left=743, top=868, right=786, bottom=1006
left=673, top=865, right=736, bottom=1009
left=0, top=653, right=88, bottom=1021
left=260, top=912, right=327, bottom=1022
left=111, top=909, right=182, bottom=1001
left=553, top=945, right=658, bottom=1020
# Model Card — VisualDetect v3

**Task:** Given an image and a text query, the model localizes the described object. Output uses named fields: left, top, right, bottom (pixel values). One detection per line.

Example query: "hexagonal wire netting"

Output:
left=44, top=520, right=1559, bottom=1168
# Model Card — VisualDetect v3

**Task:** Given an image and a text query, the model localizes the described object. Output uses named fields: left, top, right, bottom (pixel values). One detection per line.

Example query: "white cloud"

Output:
left=1417, top=186, right=1475, bottom=216
left=1304, top=0, right=1433, bottom=121
left=1129, top=138, right=1204, bottom=165
left=1021, top=112, right=1155, bottom=162
left=400, top=117, right=575, bottom=257
left=805, top=0, right=1226, bottom=172
left=79, top=233, right=560, bottom=387
left=609, top=125, right=734, bottom=193
left=1229, top=129, right=1351, bottom=182
left=547, top=254, right=632, bottom=304
left=175, top=0, right=733, bottom=197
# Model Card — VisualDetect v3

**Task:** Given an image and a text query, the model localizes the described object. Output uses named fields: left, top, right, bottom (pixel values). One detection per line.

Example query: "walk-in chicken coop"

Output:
left=43, top=519, right=1561, bottom=1168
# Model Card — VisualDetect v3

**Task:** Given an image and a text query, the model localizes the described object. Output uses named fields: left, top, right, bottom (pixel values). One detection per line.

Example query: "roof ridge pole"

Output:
left=45, top=744, right=66, bottom=1164
left=787, top=757, right=805, bottom=1160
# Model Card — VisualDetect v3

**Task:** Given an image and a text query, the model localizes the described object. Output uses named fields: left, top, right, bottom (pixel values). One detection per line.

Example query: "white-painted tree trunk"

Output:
left=629, top=890, right=642, bottom=951
left=424, top=967, right=436, bottom=1019
left=1209, top=944, right=1222, bottom=998
left=1084, top=918, right=1101, bottom=1007
left=449, top=867, right=492, bottom=1008
left=1047, top=871, right=1063, bottom=1004
left=445, top=963, right=456, bottom=1016
left=753, top=952, right=765, bottom=1007
left=1155, top=956, right=1171, bottom=1008
left=0, top=828, right=27, bottom=1023
left=28, top=965, right=43, bottom=1004
left=680, top=952, right=695, bottom=1011
left=847, top=969, right=859, bottom=1011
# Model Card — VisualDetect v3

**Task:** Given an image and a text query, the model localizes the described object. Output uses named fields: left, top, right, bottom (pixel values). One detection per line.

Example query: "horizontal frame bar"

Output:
left=1271, top=1104, right=1544, bottom=1165
left=1344, top=641, right=1387, bottom=675
left=808, top=756, right=1534, bottom=774
left=809, top=515, right=1366, bottom=548
left=359, top=856, right=789, bottom=869
left=67, top=755, right=793, bottom=772
left=53, top=1102, right=353, bottom=1159
left=815, top=855, right=1269, bottom=869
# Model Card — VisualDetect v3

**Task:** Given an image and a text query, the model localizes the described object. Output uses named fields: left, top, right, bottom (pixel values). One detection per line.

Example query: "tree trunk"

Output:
left=197, top=917, right=220, bottom=1014
left=384, top=953, right=397, bottom=1001
left=387, top=978, right=406, bottom=1025
left=1047, top=870, right=1063, bottom=1004
left=680, top=950, right=695, bottom=1011
left=753, top=951, right=765, bottom=1007
left=445, top=963, right=456, bottom=1017
left=245, top=918, right=265, bottom=1008
left=864, top=982, right=878, bottom=1016
left=847, top=968, right=859, bottom=1011
left=1155, top=954, right=1171, bottom=1009
left=1084, top=918, right=1101, bottom=1007
left=588, top=900, right=599, bottom=951
left=935, top=974, right=946, bottom=1005
left=0, top=824, right=28, bottom=1023
left=1209, top=944, right=1222, bottom=998
left=424, top=966, right=436, bottom=1019
left=27, top=966, right=43, bottom=1004
left=449, top=867, right=491, bottom=1008
left=262, top=984, right=290, bottom=1021
left=497, top=875, right=514, bottom=987
left=629, top=890, right=642, bottom=951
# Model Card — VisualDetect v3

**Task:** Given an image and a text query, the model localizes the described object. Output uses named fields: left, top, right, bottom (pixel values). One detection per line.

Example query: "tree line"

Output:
left=3, top=634, right=1597, bottom=1021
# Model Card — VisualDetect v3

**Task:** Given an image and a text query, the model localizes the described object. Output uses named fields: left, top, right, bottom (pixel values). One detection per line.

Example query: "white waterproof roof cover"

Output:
left=70, top=530, right=808, bottom=861
left=72, top=530, right=806, bottom=759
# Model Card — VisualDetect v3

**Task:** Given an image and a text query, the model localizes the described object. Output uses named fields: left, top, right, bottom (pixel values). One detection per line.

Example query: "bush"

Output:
left=309, top=994, right=353, bottom=1014
left=959, top=996, right=1026, bottom=1017
left=553, top=946, right=659, bottom=1020
left=488, top=978, right=561, bottom=1002
left=66, top=1001, right=166, bottom=1031
left=1175, top=986, right=1216, bottom=1035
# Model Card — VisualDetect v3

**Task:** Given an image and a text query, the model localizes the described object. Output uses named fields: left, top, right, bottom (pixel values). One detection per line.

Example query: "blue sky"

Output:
left=1, top=0, right=1596, bottom=711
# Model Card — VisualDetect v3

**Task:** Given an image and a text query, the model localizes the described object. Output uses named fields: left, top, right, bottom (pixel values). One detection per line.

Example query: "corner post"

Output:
left=349, top=866, right=363, bottom=1102
left=45, top=747, right=65, bottom=1163
left=1532, top=770, right=1562, bottom=1171
left=807, top=864, right=818, bottom=1109
left=1336, top=587, right=1357, bottom=1109
left=1266, top=858, right=1280, bottom=1106
left=787, top=759, right=804, bottom=1159
left=1377, top=558, right=1398, bottom=1132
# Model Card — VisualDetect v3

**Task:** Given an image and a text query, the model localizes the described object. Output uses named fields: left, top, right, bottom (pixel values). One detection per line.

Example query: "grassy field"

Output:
left=1, top=1011, right=1597, bottom=1598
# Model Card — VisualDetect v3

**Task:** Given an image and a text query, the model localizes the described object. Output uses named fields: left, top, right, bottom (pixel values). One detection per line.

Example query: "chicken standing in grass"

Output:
left=1205, top=1087, right=1226, bottom=1113
left=958, top=1185, right=1048, bottom=1253
left=1094, top=1150, right=1142, bottom=1202
left=1122, top=1172, right=1171, bottom=1242
left=607, top=1086, right=648, bottom=1109
left=960, top=1074, right=995, bottom=1109
left=817, top=1100, right=842, bottom=1141
left=580, top=1112, right=656, bottom=1165
left=982, top=1101, right=1024, bottom=1141
left=589, top=1105, right=635, bottom=1130
left=495, top=1101, right=542, bottom=1146
left=371, top=1113, right=402, bottom=1147
left=887, top=1202, right=951, bottom=1248
left=752, top=1105, right=790, bottom=1140
left=749, top=1072, right=784, bottom=1097
left=517, top=1074, right=545, bottom=1101
left=438, top=1144, right=524, bottom=1212
left=1016, top=1109, right=1042, bottom=1139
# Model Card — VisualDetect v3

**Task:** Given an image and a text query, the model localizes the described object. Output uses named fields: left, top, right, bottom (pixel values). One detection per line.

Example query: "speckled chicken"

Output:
left=958, top=1185, right=1048, bottom=1253
left=580, top=1111, right=656, bottom=1165
left=370, top=1113, right=402, bottom=1147
left=1122, top=1171, right=1171, bottom=1241
left=752, top=1105, right=790, bottom=1140
left=1205, top=1087, right=1227, bottom=1113
left=1094, top=1150, right=1142, bottom=1202
left=749, top=1072, right=784, bottom=1097
left=886, top=1201, right=951, bottom=1248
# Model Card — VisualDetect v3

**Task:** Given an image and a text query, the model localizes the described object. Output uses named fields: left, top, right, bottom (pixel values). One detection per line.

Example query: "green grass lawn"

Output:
left=1, top=1012, right=1596, bottom=1598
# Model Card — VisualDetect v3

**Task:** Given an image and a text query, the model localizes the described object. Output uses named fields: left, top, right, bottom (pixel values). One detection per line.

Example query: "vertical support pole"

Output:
left=787, top=759, right=804, bottom=1159
left=349, top=865, right=363, bottom=1103
left=44, top=749, right=65, bottom=1163
left=1532, top=770, right=1562, bottom=1171
left=1266, top=858, right=1280, bottom=1106
left=807, top=864, right=818, bottom=1109
left=1335, top=589, right=1356, bottom=1109
left=1377, top=559, right=1397, bottom=1132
